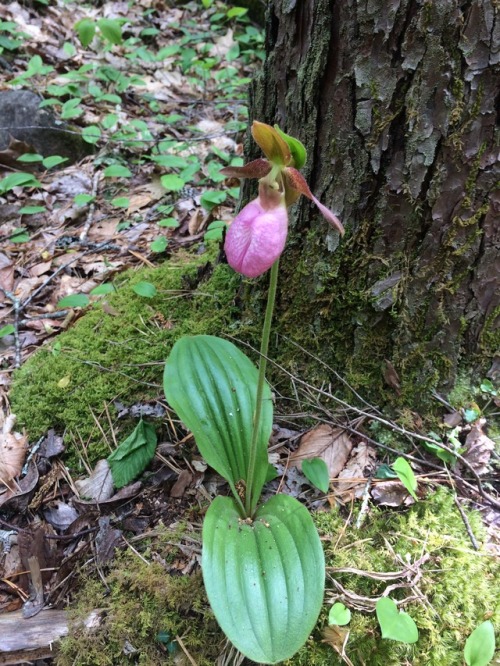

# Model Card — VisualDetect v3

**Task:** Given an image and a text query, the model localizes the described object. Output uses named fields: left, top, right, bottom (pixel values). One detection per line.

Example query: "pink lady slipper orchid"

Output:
left=221, top=121, right=344, bottom=278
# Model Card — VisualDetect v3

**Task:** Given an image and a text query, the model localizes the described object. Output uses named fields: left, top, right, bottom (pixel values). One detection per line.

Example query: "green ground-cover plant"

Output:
left=163, top=122, right=344, bottom=663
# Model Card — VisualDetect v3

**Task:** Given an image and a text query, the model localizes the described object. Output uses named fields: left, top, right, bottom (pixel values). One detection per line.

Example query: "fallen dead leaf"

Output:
left=0, top=253, right=14, bottom=293
left=334, top=442, right=377, bottom=501
left=290, top=424, right=353, bottom=479
left=371, top=480, right=416, bottom=507
left=75, top=459, right=114, bottom=502
left=463, top=419, right=495, bottom=475
left=188, top=209, right=206, bottom=236
left=0, top=413, right=28, bottom=488
left=170, top=470, right=193, bottom=498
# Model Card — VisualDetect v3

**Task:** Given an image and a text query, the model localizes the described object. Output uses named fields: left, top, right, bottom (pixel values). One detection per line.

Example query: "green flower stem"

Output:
left=245, top=259, right=280, bottom=516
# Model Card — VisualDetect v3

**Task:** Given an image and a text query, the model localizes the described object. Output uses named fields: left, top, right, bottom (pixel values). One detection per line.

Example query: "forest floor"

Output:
left=0, top=1, right=499, bottom=665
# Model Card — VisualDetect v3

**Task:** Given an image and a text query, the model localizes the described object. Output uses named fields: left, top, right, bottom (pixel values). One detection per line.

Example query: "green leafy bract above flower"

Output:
left=273, top=124, right=307, bottom=169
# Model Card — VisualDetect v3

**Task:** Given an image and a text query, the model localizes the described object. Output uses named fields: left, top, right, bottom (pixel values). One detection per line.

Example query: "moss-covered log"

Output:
left=247, top=0, right=499, bottom=406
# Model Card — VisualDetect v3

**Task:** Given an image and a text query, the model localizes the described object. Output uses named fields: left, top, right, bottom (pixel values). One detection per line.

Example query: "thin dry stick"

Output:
left=79, top=171, right=100, bottom=242
left=175, top=635, right=199, bottom=666
left=453, top=495, right=479, bottom=551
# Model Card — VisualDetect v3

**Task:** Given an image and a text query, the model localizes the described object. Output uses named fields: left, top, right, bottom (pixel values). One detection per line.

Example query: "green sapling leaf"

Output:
left=161, top=174, right=185, bottom=191
left=150, top=236, right=168, bottom=253
left=0, top=172, right=41, bottom=194
left=302, top=457, right=329, bottom=493
left=108, top=419, right=157, bottom=488
left=75, top=18, right=96, bottom=47
left=97, top=18, right=122, bottom=45
left=464, top=620, right=496, bottom=666
left=392, top=457, right=418, bottom=500
left=104, top=164, right=132, bottom=178
left=132, top=281, right=157, bottom=298
left=328, top=602, right=351, bottom=626
left=376, top=597, right=419, bottom=644
left=0, top=324, right=15, bottom=338
left=56, top=293, right=90, bottom=309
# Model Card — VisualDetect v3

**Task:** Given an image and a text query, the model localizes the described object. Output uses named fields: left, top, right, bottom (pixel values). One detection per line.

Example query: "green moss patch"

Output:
left=10, top=250, right=242, bottom=467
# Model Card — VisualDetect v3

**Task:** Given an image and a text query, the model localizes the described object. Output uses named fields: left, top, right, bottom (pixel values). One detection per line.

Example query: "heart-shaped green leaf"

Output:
left=328, top=602, right=351, bottom=626
left=464, top=620, right=495, bottom=666
left=202, top=494, right=325, bottom=664
left=164, top=336, right=272, bottom=508
left=302, top=457, right=329, bottom=493
left=376, top=597, right=418, bottom=644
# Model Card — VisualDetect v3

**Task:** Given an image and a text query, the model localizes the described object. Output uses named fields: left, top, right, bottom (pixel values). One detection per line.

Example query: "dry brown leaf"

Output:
left=0, top=253, right=14, bottom=293
left=290, top=424, right=353, bottom=478
left=188, top=209, right=206, bottom=236
left=75, top=459, right=114, bottom=502
left=463, top=419, right=495, bottom=475
left=29, top=260, right=53, bottom=278
left=170, top=470, right=193, bottom=498
left=0, top=413, right=28, bottom=487
left=334, top=442, right=377, bottom=501
left=371, top=480, right=415, bottom=507
left=0, top=136, right=36, bottom=169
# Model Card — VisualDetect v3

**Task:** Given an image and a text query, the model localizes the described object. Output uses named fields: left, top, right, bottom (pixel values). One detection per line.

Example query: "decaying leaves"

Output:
left=371, top=480, right=416, bottom=507
left=0, top=413, right=28, bottom=488
left=75, top=459, right=114, bottom=502
left=290, top=424, right=353, bottom=479
left=463, top=419, right=495, bottom=475
left=334, top=442, right=377, bottom=501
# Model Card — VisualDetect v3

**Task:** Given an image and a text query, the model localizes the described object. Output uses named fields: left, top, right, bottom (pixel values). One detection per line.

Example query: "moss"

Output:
left=57, top=489, right=499, bottom=665
left=56, top=524, right=222, bottom=666
left=10, top=248, right=244, bottom=467
left=286, top=488, right=500, bottom=666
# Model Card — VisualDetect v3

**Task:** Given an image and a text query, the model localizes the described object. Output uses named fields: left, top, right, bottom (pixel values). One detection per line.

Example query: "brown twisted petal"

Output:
left=284, top=167, right=345, bottom=235
left=220, top=158, right=272, bottom=180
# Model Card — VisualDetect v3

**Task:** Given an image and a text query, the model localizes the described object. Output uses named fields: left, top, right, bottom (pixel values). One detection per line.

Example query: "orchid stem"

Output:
left=245, top=258, right=280, bottom=516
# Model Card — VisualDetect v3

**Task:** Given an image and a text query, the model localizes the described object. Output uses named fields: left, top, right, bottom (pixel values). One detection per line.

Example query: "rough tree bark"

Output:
left=247, top=0, right=499, bottom=405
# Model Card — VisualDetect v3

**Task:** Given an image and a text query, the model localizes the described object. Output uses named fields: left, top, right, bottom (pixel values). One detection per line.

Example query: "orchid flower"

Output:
left=222, top=121, right=344, bottom=278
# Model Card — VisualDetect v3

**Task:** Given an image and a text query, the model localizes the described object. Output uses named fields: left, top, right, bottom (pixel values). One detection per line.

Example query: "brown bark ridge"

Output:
left=248, top=0, right=499, bottom=405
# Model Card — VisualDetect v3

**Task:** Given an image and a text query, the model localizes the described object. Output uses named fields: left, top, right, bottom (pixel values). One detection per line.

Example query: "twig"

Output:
left=355, top=478, right=372, bottom=529
left=453, top=495, right=479, bottom=551
left=175, top=635, right=199, bottom=666
left=79, top=171, right=100, bottom=242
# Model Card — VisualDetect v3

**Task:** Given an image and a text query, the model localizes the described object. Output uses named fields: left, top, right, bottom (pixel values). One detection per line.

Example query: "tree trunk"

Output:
left=247, top=0, right=499, bottom=405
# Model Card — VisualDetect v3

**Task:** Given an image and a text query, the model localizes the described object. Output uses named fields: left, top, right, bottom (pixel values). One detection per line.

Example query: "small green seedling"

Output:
left=376, top=597, right=419, bottom=644
left=328, top=602, right=351, bottom=626
left=132, top=281, right=157, bottom=298
left=56, top=294, right=90, bottom=309
left=302, top=457, right=330, bottom=493
left=392, top=456, right=418, bottom=500
left=464, top=620, right=496, bottom=666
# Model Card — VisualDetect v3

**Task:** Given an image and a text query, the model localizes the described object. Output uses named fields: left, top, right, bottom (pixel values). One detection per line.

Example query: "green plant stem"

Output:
left=245, top=259, right=280, bottom=516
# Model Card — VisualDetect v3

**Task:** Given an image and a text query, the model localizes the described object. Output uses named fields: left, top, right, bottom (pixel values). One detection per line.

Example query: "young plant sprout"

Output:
left=164, top=121, right=343, bottom=664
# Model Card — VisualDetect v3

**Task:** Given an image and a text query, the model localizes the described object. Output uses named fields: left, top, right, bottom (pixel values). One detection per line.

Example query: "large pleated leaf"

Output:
left=202, top=494, right=325, bottom=664
left=164, top=335, right=272, bottom=505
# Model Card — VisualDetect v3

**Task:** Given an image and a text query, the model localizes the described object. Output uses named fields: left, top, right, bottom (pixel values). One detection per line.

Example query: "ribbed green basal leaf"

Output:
left=202, top=494, right=325, bottom=664
left=164, top=335, right=271, bottom=503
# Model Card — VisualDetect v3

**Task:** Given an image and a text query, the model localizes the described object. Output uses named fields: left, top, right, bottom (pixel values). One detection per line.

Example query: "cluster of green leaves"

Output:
left=328, top=600, right=496, bottom=666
